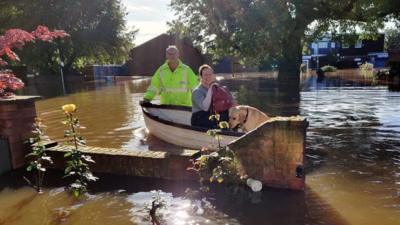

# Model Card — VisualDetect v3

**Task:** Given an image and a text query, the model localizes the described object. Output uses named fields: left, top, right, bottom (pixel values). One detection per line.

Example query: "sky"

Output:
left=121, top=0, right=175, bottom=45
left=121, top=0, right=398, bottom=46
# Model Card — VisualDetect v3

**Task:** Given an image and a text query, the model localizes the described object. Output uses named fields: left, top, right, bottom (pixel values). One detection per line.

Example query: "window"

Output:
left=331, top=42, right=336, bottom=48
left=355, top=40, right=362, bottom=48
left=318, top=42, right=328, bottom=49
left=342, top=42, right=349, bottom=48
left=311, top=43, right=317, bottom=49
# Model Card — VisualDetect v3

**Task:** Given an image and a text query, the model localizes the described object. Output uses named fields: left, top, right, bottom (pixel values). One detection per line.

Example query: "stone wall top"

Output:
left=0, top=96, right=41, bottom=104
left=47, top=144, right=200, bottom=158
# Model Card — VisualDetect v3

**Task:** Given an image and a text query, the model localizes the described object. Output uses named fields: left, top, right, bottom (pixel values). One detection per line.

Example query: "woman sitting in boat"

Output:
left=191, top=64, right=234, bottom=128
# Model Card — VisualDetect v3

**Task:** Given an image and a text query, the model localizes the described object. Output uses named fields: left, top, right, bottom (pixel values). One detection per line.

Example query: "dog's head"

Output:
left=229, top=106, right=246, bottom=129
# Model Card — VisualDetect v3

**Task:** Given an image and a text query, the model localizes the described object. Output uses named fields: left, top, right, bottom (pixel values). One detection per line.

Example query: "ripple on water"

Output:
left=126, top=191, right=239, bottom=225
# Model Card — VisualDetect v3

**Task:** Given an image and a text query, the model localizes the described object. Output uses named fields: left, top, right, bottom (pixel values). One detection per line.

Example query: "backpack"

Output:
left=211, top=85, right=233, bottom=113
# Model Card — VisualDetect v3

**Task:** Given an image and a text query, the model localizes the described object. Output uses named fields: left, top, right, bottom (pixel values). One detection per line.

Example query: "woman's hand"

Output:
left=210, top=81, right=219, bottom=87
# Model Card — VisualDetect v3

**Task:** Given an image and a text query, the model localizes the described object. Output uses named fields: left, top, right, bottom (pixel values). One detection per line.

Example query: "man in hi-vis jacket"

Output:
left=143, top=45, right=199, bottom=106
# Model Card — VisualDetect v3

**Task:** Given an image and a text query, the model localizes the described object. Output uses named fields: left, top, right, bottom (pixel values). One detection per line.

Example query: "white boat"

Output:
left=140, top=102, right=245, bottom=150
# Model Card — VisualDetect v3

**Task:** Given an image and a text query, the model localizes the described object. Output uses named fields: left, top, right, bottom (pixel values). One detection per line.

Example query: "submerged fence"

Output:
left=84, top=64, right=129, bottom=80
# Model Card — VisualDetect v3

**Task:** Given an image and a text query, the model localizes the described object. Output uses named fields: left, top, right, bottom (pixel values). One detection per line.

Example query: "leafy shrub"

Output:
left=321, top=65, right=337, bottom=72
left=25, top=118, right=53, bottom=193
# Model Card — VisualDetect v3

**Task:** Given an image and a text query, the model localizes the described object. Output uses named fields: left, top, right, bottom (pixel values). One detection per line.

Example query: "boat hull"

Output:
left=141, top=103, right=243, bottom=150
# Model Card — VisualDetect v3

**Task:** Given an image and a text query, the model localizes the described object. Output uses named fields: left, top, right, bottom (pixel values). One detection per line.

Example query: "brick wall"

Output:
left=228, top=116, right=307, bottom=191
left=47, top=145, right=200, bottom=181
left=0, top=96, right=40, bottom=169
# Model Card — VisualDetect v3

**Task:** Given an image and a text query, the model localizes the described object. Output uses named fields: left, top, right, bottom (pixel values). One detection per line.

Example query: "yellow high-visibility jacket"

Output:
left=144, top=61, right=199, bottom=106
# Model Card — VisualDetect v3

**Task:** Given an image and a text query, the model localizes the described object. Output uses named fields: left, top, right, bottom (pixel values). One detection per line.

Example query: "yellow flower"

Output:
left=62, top=104, right=77, bottom=113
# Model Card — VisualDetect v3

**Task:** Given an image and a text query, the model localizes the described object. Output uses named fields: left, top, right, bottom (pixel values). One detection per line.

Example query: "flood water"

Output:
left=1, top=71, right=400, bottom=225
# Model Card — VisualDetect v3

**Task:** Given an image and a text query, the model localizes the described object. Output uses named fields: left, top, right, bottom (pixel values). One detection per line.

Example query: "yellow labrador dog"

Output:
left=229, top=105, right=270, bottom=132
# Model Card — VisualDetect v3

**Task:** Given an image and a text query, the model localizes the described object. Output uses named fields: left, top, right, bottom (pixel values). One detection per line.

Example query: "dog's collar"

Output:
left=232, top=107, right=249, bottom=131
left=243, top=107, right=249, bottom=124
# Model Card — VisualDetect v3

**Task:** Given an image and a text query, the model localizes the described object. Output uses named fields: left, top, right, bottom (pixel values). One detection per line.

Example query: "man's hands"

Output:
left=140, top=98, right=151, bottom=106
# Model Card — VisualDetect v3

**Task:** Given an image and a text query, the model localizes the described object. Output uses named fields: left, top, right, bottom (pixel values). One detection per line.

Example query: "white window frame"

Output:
left=355, top=40, right=362, bottom=48
left=311, top=43, right=317, bottom=49
left=318, top=42, right=328, bottom=49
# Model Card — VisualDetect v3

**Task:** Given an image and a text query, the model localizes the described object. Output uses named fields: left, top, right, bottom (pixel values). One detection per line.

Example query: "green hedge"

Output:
left=321, top=65, right=337, bottom=72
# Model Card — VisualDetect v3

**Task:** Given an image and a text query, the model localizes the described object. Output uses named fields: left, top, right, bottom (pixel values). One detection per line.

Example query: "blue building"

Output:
left=303, top=34, right=388, bottom=69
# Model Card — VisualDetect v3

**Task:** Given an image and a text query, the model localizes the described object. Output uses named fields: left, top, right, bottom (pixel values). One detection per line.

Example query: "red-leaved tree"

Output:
left=0, top=26, right=68, bottom=97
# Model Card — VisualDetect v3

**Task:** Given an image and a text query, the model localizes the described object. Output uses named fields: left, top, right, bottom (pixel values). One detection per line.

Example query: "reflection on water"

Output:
left=126, top=191, right=238, bottom=225
left=302, top=84, right=400, bottom=225
left=1, top=71, right=399, bottom=224
left=32, top=78, right=153, bottom=151
left=0, top=172, right=349, bottom=225
left=0, top=187, right=135, bottom=225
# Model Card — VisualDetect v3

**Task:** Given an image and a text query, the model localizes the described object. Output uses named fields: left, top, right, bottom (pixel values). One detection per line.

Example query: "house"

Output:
left=213, top=56, right=257, bottom=74
left=303, top=34, right=388, bottom=69
left=126, top=34, right=211, bottom=76
left=83, top=64, right=129, bottom=80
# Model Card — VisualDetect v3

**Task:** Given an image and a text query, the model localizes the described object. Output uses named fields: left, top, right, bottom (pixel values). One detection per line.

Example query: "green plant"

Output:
left=375, top=68, right=390, bottom=80
left=300, top=63, right=307, bottom=73
left=206, top=114, right=229, bottom=149
left=188, top=113, right=265, bottom=193
left=191, top=146, right=243, bottom=186
left=321, top=65, right=337, bottom=72
left=188, top=114, right=244, bottom=190
left=147, top=191, right=166, bottom=225
left=359, top=62, right=374, bottom=78
left=24, top=117, right=53, bottom=193
left=359, top=62, right=374, bottom=70
left=62, top=104, right=98, bottom=197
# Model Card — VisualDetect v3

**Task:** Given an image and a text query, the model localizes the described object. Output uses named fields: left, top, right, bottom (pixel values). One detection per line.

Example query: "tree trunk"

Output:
left=278, top=31, right=303, bottom=90
left=276, top=29, right=304, bottom=116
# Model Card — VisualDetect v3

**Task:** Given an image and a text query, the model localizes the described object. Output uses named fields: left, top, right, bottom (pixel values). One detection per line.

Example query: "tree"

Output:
left=0, top=26, right=68, bottom=97
left=170, top=0, right=400, bottom=88
left=385, top=27, right=400, bottom=50
left=0, top=0, right=136, bottom=74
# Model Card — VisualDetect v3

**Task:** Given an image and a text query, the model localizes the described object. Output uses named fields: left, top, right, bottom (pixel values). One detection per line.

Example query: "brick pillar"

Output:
left=228, top=116, right=308, bottom=191
left=0, top=96, right=40, bottom=169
